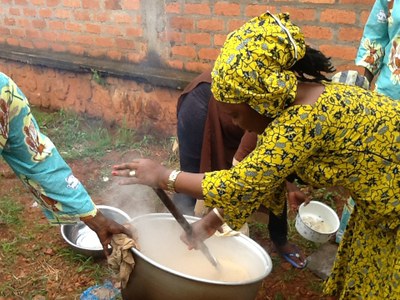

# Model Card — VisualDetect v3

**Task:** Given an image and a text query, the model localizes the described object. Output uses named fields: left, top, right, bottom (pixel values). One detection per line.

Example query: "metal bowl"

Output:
left=60, top=205, right=131, bottom=257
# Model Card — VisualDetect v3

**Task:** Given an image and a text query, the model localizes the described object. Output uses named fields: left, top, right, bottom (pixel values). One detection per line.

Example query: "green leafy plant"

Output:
left=91, top=69, right=107, bottom=86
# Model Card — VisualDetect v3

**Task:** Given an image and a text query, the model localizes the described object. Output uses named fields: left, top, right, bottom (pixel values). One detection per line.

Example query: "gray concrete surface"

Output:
left=306, top=242, right=338, bottom=280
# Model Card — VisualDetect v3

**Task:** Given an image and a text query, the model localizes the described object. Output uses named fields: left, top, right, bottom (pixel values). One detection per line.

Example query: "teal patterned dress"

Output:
left=355, top=0, right=400, bottom=100
left=0, top=72, right=97, bottom=224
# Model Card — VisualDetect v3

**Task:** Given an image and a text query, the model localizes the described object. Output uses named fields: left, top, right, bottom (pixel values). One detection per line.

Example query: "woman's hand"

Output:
left=82, top=210, right=132, bottom=256
left=180, top=210, right=223, bottom=250
left=286, top=181, right=310, bottom=211
left=112, top=159, right=171, bottom=190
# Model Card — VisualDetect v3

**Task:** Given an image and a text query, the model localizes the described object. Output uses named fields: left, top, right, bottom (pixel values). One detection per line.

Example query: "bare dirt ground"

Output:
left=0, top=145, right=345, bottom=300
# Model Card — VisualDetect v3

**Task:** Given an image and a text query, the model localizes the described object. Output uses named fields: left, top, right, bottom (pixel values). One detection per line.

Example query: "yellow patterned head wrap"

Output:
left=211, top=12, right=306, bottom=118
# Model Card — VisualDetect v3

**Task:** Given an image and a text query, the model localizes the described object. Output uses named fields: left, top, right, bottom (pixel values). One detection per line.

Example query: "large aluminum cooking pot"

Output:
left=122, top=213, right=272, bottom=300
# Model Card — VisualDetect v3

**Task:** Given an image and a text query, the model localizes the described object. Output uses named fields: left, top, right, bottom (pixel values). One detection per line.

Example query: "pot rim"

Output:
left=129, top=213, right=272, bottom=286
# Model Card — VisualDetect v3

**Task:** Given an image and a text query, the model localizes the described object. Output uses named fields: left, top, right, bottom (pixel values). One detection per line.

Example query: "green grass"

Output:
left=0, top=195, right=24, bottom=226
left=57, top=247, right=111, bottom=280
left=32, top=107, right=143, bottom=160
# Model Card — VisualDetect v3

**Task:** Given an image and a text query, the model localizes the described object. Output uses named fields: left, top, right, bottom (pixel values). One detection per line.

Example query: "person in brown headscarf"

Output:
left=174, top=68, right=307, bottom=268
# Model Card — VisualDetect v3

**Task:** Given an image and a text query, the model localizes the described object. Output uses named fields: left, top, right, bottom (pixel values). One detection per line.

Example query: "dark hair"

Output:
left=290, top=45, right=336, bottom=82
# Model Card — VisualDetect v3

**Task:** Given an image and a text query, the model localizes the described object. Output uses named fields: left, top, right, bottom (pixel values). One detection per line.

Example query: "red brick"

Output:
left=114, top=12, right=132, bottom=24
left=42, top=31, right=58, bottom=41
left=338, top=27, right=363, bottom=42
left=75, top=35, right=95, bottom=45
left=214, top=34, right=228, bottom=47
left=46, top=0, right=61, bottom=6
left=39, top=8, right=52, bottom=18
left=198, top=48, right=220, bottom=60
left=0, top=27, right=10, bottom=35
left=127, top=52, right=146, bottom=64
left=197, top=19, right=224, bottom=31
left=360, top=10, right=371, bottom=25
left=121, top=0, right=140, bottom=10
left=185, top=61, right=212, bottom=73
left=227, top=19, right=246, bottom=32
left=95, top=37, right=114, bottom=48
left=299, top=0, right=335, bottom=3
left=185, top=33, right=211, bottom=46
left=161, top=31, right=183, bottom=43
left=9, top=8, right=20, bottom=16
left=17, top=19, right=30, bottom=28
left=63, top=0, right=80, bottom=8
left=115, top=38, right=135, bottom=50
left=105, top=0, right=122, bottom=10
left=86, top=23, right=101, bottom=34
left=82, top=0, right=99, bottom=9
left=54, top=9, right=71, bottom=19
left=50, top=43, right=66, bottom=52
left=20, top=40, right=34, bottom=49
left=245, top=5, right=276, bottom=17
left=170, top=17, right=194, bottom=30
left=4, top=18, right=16, bottom=26
left=339, top=0, right=374, bottom=4
left=32, top=41, right=48, bottom=49
left=23, top=8, right=37, bottom=17
left=302, top=25, right=333, bottom=40
left=68, top=45, right=85, bottom=55
left=320, top=9, right=357, bottom=24
left=101, top=25, right=121, bottom=36
left=184, top=3, right=210, bottom=15
left=166, top=59, right=184, bottom=70
left=65, top=22, right=81, bottom=32
left=319, top=44, right=357, bottom=60
left=281, top=7, right=316, bottom=21
left=26, top=29, right=41, bottom=39
left=171, top=45, right=196, bottom=58
left=11, top=28, right=25, bottom=37
left=126, top=27, right=143, bottom=37
left=73, top=11, right=90, bottom=21
left=166, top=3, right=181, bottom=14
left=94, top=12, right=110, bottom=23
left=107, top=50, right=122, bottom=61
left=32, top=19, right=46, bottom=29
left=48, top=20, right=65, bottom=30
left=214, top=2, right=240, bottom=16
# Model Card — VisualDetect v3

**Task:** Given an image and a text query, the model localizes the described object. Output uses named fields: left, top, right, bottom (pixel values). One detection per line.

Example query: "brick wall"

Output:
left=1, top=0, right=375, bottom=72
left=0, top=0, right=376, bottom=135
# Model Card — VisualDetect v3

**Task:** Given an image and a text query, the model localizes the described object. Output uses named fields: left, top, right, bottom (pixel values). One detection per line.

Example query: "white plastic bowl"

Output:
left=295, top=201, right=340, bottom=243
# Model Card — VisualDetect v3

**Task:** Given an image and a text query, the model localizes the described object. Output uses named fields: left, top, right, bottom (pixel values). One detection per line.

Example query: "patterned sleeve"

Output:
left=0, top=73, right=97, bottom=224
left=355, top=0, right=389, bottom=74
left=202, top=106, right=321, bottom=230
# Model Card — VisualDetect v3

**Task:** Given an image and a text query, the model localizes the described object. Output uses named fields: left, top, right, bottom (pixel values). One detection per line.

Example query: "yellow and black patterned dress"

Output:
left=202, top=82, right=400, bottom=299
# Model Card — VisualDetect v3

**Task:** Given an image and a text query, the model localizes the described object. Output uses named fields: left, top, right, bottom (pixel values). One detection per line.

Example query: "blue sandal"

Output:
left=279, top=244, right=307, bottom=269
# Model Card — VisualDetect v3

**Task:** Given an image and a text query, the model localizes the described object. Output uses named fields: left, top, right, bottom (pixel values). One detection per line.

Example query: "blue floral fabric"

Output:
left=0, top=72, right=96, bottom=224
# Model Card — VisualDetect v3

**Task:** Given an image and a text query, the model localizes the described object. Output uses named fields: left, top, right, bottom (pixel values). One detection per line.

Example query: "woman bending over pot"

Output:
left=113, top=12, right=400, bottom=299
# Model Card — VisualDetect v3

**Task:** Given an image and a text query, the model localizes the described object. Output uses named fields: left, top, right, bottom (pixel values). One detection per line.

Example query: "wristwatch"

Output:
left=167, top=170, right=182, bottom=192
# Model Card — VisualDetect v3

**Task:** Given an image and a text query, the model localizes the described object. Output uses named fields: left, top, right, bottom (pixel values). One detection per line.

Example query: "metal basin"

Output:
left=60, top=205, right=131, bottom=257
left=122, top=213, right=272, bottom=300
